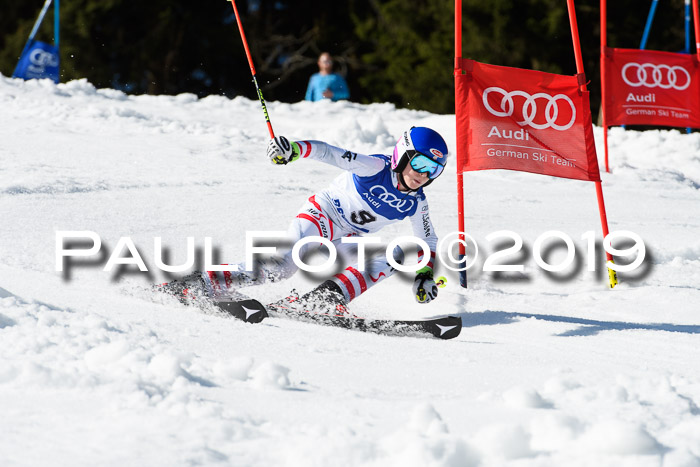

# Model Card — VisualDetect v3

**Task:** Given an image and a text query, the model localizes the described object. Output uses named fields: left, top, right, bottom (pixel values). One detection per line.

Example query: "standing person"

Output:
left=158, top=127, right=448, bottom=311
left=305, top=52, right=350, bottom=102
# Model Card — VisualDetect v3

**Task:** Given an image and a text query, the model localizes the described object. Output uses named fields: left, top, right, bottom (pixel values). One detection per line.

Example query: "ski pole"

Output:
left=227, top=0, right=275, bottom=138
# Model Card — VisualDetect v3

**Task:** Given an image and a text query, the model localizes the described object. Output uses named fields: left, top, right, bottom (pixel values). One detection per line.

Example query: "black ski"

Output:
left=268, top=301, right=462, bottom=339
left=214, top=298, right=462, bottom=340
left=215, top=299, right=268, bottom=323
left=152, top=276, right=461, bottom=339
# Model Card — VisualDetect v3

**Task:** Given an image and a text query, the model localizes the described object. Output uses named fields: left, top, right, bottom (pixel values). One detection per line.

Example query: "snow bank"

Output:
left=1, top=74, right=699, bottom=466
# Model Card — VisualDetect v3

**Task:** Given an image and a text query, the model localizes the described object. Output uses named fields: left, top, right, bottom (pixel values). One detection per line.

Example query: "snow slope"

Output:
left=1, top=75, right=700, bottom=466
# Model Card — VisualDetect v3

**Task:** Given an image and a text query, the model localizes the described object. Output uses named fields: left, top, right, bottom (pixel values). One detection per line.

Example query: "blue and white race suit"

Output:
left=204, top=141, right=438, bottom=302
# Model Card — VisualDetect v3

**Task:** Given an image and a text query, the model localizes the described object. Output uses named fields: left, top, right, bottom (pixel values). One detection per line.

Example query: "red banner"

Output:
left=455, top=59, right=600, bottom=182
left=603, top=48, right=700, bottom=128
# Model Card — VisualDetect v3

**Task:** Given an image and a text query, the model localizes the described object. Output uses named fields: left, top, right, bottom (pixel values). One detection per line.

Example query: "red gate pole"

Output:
left=567, top=0, right=618, bottom=288
left=600, top=0, right=610, bottom=173
left=228, top=0, right=275, bottom=138
left=693, top=0, right=700, bottom=61
left=455, top=0, right=468, bottom=288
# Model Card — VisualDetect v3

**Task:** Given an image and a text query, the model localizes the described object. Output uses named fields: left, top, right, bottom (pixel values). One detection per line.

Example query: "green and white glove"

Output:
left=267, top=136, right=300, bottom=165
left=413, top=266, right=438, bottom=304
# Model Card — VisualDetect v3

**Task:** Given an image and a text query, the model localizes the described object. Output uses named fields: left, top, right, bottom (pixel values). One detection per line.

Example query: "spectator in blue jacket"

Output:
left=305, top=52, right=350, bottom=102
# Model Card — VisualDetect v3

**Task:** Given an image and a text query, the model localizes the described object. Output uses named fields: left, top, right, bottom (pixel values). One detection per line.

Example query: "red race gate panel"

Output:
left=603, top=48, right=700, bottom=128
left=456, top=59, right=600, bottom=182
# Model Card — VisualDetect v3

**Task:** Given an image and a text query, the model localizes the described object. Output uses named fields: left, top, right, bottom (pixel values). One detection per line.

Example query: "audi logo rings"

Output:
left=621, top=62, right=691, bottom=91
left=368, top=185, right=415, bottom=212
left=482, top=87, right=577, bottom=131
left=29, top=49, right=58, bottom=68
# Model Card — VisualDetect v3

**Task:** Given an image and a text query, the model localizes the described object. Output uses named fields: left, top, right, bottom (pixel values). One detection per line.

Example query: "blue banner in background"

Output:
left=13, top=40, right=60, bottom=83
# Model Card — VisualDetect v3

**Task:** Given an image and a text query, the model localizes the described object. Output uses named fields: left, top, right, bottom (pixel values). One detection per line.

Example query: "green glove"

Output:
left=267, top=136, right=300, bottom=165
left=413, top=266, right=438, bottom=304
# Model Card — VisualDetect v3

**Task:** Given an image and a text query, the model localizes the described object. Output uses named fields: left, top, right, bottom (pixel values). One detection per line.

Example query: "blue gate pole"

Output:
left=640, top=0, right=660, bottom=49
left=55, top=0, right=60, bottom=49
left=624, top=0, right=659, bottom=130
left=54, top=0, right=60, bottom=82
left=12, top=0, right=54, bottom=77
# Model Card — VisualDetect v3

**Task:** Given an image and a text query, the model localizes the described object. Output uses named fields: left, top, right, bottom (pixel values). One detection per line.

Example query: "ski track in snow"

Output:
left=1, top=75, right=700, bottom=466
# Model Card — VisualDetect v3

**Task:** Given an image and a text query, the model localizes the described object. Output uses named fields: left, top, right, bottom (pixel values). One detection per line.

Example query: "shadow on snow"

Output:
left=458, top=310, right=700, bottom=337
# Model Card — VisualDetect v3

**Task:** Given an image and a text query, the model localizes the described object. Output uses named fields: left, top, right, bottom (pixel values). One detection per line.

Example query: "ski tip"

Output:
left=431, top=315, right=462, bottom=340
left=215, top=299, right=269, bottom=324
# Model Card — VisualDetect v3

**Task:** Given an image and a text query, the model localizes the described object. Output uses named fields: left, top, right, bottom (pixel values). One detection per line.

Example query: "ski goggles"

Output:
left=409, top=153, right=445, bottom=179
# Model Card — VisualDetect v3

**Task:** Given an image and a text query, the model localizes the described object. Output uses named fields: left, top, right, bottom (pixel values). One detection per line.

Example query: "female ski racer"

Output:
left=159, top=126, right=449, bottom=311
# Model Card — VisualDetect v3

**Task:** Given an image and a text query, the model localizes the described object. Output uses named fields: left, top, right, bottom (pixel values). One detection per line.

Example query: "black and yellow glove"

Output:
left=412, top=266, right=438, bottom=304
left=267, top=136, right=300, bottom=165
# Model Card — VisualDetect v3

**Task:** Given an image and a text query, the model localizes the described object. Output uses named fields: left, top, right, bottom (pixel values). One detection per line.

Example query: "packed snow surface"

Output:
left=1, top=75, right=700, bottom=466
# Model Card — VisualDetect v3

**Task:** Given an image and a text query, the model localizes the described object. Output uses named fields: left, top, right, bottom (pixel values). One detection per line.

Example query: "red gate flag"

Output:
left=603, top=48, right=700, bottom=128
left=456, top=59, right=601, bottom=182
